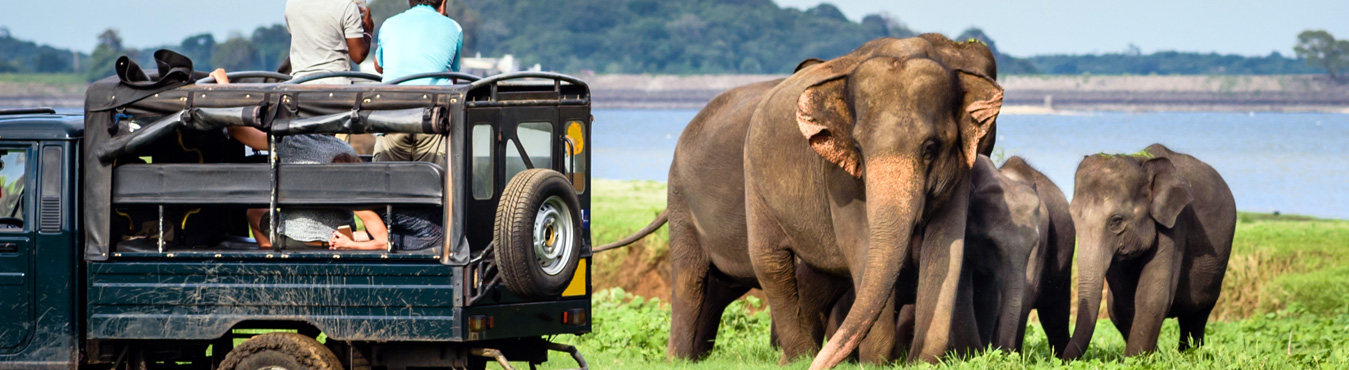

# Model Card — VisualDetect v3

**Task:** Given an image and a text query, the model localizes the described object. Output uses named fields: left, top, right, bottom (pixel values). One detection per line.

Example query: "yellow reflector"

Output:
left=565, top=121, right=585, bottom=155
left=562, top=258, right=587, bottom=297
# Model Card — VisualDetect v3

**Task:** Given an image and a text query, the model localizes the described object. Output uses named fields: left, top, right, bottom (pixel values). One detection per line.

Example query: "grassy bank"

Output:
left=530, top=179, right=1349, bottom=369
left=0, top=73, right=86, bottom=84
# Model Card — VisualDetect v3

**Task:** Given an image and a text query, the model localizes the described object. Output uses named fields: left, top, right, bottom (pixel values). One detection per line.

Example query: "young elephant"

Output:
left=966, top=155, right=1046, bottom=352
left=999, top=156, right=1076, bottom=355
left=1062, top=144, right=1236, bottom=360
left=967, top=155, right=1077, bottom=353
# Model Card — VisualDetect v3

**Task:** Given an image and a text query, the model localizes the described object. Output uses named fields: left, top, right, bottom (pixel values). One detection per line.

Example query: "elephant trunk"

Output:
left=1061, top=240, right=1113, bottom=360
left=992, top=266, right=1028, bottom=351
left=809, top=156, right=923, bottom=370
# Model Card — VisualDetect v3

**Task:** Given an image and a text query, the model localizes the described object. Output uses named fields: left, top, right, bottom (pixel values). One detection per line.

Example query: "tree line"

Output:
left=0, top=0, right=1345, bottom=81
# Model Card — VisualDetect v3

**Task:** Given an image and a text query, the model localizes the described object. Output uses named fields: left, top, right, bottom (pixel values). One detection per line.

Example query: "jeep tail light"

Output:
left=562, top=308, right=587, bottom=326
left=469, top=315, right=493, bottom=332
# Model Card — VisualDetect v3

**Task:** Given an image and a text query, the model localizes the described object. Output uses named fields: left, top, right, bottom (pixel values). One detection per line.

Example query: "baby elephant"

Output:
left=1062, top=144, right=1235, bottom=359
left=966, top=155, right=1075, bottom=354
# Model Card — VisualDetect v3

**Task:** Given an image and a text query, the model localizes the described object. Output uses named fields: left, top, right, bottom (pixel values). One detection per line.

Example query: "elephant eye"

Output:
left=921, top=140, right=938, bottom=164
left=1108, top=215, right=1126, bottom=234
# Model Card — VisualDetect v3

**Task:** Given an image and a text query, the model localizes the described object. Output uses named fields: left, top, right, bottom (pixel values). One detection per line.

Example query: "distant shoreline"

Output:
left=4, top=74, right=1348, bottom=113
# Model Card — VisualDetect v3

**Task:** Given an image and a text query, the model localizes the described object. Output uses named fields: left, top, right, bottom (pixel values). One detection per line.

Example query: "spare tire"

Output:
left=495, top=169, right=583, bottom=300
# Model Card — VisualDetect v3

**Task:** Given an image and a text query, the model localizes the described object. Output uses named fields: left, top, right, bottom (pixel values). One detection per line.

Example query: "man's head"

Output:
left=331, top=153, right=362, bottom=164
left=409, top=0, right=445, bottom=9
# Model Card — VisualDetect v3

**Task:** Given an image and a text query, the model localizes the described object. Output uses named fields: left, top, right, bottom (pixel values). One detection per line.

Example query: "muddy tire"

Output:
left=495, top=169, right=583, bottom=300
left=217, top=333, right=343, bottom=370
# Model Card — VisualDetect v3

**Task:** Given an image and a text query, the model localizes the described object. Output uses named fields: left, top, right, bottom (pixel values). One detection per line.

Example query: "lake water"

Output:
left=593, top=110, right=1349, bottom=219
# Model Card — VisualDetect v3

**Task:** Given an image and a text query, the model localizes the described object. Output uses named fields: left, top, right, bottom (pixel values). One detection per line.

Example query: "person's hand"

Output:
left=359, top=5, right=374, bottom=34
left=329, top=230, right=356, bottom=250
left=209, top=68, right=230, bottom=84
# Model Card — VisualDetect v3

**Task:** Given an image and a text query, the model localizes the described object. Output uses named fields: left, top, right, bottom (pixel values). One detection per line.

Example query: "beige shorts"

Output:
left=373, top=133, right=446, bottom=167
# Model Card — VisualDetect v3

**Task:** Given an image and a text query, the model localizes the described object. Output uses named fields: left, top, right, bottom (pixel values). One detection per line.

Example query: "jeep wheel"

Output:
left=217, top=333, right=343, bottom=370
left=495, top=169, right=583, bottom=300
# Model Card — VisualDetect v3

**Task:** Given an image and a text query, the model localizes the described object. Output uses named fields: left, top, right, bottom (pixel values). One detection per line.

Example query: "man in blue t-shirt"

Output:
left=371, top=0, right=460, bottom=251
left=372, top=0, right=463, bottom=167
left=374, top=0, right=463, bottom=85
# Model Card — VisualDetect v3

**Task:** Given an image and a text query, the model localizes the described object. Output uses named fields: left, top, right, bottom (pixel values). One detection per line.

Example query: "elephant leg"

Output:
left=893, top=304, right=916, bottom=359
left=1105, top=265, right=1139, bottom=343
left=667, top=228, right=749, bottom=360
left=858, top=294, right=899, bottom=363
left=1035, top=286, right=1072, bottom=356
left=746, top=198, right=815, bottom=364
left=1123, top=244, right=1181, bottom=357
left=1178, top=307, right=1212, bottom=351
left=796, top=263, right=850, bottom=349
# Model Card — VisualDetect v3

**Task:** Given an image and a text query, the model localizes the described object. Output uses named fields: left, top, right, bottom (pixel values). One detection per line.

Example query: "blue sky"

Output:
left=1, top=0, right=1346, bottom=57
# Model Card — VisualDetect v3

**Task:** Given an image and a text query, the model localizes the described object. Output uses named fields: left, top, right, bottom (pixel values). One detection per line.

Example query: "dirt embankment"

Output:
left=8, top=74, right=1348, bottom=112
left=0, top=81, right=85, bottom=108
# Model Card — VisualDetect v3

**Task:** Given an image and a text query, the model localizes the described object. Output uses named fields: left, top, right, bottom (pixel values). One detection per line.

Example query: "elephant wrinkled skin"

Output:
left=1062, top=144, right=1235, bottom=359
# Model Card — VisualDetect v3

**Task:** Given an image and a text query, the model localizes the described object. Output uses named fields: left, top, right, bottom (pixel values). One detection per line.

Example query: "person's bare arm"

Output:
left=345, top=5, right=375, bottom=64
left=228, top=127, right=269, bottom=151
left=346, top=36, right=371, bottom=64
left=330, top=210, right=389, bottom=250
left=214, top=69, right=270, bottom=151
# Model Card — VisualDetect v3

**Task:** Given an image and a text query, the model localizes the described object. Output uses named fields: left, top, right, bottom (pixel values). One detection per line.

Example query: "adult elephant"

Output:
left=1062, top=144, right=1235, bottom=359
left=743, top=40, right=1003, bottom=369
left=600, top=35, right=1001, bottom=365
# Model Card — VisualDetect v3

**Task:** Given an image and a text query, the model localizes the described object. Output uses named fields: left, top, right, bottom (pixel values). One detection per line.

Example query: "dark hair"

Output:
left=331, top=153, right=362, bottom=164
left=409, top=0, right=444, bottom=7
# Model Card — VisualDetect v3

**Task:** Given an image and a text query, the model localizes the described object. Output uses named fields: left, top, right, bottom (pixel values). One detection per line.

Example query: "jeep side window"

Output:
left=0, top=149, right=28, bottom=231
left=564, top=120, right=587, bottom=194
left=472, top=123, right=493, bottom=200
left=506, top=122, right=553, bottom=181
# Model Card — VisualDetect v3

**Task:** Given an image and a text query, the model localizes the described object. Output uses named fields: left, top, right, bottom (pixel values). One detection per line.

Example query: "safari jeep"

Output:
left=0, top=64, right=593, bottom=370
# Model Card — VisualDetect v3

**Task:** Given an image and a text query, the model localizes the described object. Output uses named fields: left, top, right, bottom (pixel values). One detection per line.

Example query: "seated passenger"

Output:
left=371, top=0, right=465, bottom=167
left=245, top=136, right=363, bottom=250
left=325, top=153, right=443, bottom=252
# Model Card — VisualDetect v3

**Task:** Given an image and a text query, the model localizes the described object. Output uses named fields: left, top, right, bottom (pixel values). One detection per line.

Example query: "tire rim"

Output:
left=534, top=195, right=574, bottom=276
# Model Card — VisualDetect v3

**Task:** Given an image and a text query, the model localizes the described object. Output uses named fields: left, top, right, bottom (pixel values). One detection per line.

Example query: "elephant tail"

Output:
left=593, top=209, right=669, bottom=253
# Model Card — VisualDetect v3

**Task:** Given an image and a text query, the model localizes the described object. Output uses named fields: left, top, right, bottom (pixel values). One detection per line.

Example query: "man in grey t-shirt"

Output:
left=285, top=0, right=374, bottom=84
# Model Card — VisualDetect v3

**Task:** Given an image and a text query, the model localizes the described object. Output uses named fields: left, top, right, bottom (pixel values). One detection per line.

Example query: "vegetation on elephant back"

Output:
left=535, top=179, right=1349, bottom=369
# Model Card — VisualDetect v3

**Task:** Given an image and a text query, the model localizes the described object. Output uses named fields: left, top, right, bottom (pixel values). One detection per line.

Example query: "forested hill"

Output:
left=446, top=0, right=920, bottom=74
left=0, top=0, right=1327, bottom=79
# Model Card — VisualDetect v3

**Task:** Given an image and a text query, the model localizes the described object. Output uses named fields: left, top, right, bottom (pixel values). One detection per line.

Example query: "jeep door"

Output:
left=0, top=145, right=34, bottom=353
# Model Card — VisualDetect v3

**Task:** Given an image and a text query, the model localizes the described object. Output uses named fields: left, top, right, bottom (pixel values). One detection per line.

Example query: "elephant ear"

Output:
left=797, top=75, right=861, bottom=177
left=955, top=70, right=1004, bottom=169
left=1144, top=158, right=1193, bottom=228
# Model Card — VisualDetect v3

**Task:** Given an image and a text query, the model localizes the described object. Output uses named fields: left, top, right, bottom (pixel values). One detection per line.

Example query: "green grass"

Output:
left=522, top=180, right=1349, bottom=370
left=530, top=292, right=1349, bottom=369
left=591, top=178, right=667, bottom=242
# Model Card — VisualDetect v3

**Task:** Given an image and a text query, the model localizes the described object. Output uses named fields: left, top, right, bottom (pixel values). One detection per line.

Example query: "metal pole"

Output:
left=385, top=205, right=394, bottom=253
left=157, top=205, right=165, bottom=253
left=269, top=133, right=280, bottom=252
